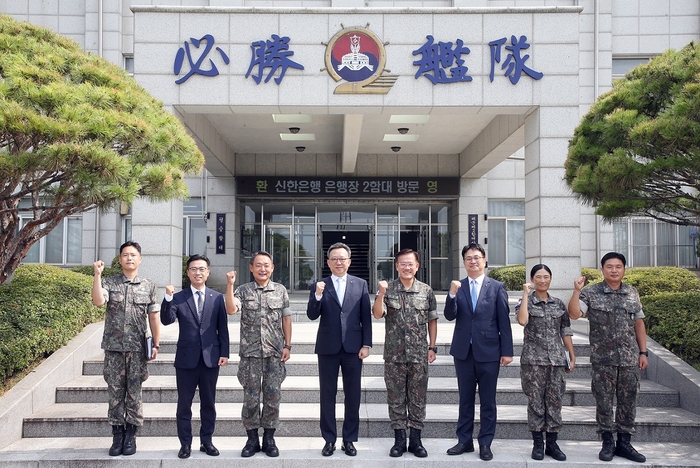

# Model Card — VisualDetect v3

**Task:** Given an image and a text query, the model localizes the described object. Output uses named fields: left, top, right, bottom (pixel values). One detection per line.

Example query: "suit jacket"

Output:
left=306, top=275, right=372, bottom=355
left=444, top=276, right=513, bottom=362
left=161, top=287, right=230, bottom=369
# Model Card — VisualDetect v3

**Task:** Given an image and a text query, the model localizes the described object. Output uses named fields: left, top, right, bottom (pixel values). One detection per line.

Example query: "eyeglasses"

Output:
left=398, top=262, right=416, bottom=268
left=330, top=257, right=349, bottom=263
left=188, top=267, right=209, bottom=272
left=464, top=256, right=484, bottom=262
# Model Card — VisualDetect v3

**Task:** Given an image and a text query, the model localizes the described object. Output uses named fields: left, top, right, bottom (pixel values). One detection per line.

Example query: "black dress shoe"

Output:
left=322, top=441, right=335, bottom=456
left=447, top=440, right=475, bottom=455
left=479, top=444, right=493, bottom=461
left=200, top=443, right=220, bottom=456
left=178, top=445, right=191, bottom=459
left=341, top=441, right=357, bottom=456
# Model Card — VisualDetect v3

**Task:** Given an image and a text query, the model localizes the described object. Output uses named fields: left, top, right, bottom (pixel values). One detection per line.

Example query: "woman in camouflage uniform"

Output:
left=515, top=264, right=576, bottom=461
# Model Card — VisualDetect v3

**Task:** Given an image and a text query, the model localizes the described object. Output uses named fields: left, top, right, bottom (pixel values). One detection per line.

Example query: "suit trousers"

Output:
left=454, top=349, right=500, bottom=446
left=318, top=350, right=363, bottom=443
left=175, top=354, right=220, bottom=446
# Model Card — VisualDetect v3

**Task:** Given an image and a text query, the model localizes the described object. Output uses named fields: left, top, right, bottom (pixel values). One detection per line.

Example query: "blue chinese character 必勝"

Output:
left=174, top=34, right=230, bottom=84
left=246, top=34, right=304, bottom=84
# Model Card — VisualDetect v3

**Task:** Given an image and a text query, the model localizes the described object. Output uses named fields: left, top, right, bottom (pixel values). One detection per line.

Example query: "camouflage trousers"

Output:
left=520, top=364, right=566, bottom=432
left=238, top=356, right=287, bottom=430
left=103, top=350, right=149, bottom=426
left=591, top=364, right=639, bottom=434
left=384, top=361, right=429, bottom=430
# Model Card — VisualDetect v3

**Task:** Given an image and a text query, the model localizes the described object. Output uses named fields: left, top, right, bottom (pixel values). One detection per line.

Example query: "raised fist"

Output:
left=315, top=281, right=326, bottom=296
left=377, top=280, right=388, bottom=295
left=449, top=280, right=462, bottom=295
left=226, top=271, right=237, bottom=285
left=165, top=285, right=175, bottom=296
left=93, top=260, right=105, bottom=275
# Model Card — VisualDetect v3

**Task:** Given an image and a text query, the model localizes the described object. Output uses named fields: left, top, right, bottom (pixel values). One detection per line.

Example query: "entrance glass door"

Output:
left=265, top=225, right=291, bottom=290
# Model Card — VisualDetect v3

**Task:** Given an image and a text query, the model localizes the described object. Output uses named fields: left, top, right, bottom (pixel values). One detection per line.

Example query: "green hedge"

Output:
left=621, top=267, right=700, bottom=296
left=642, top=291, right=700, bottom=366
left=488, top=264, right=525, bottom=290
left=70, top=256, right=122, bottom=278
left=0, top=264, right=104, bottom=383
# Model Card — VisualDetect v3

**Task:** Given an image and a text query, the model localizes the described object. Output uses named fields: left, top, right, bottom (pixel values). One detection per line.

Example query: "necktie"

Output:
left=335, top=277, right=344, bottom=305
left=196, top=290, right=203, bottom=321
left=470, top=280, right=478, bottom=311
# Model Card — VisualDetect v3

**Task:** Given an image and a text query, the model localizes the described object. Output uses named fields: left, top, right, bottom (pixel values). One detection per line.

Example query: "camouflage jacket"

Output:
left=100, top=274, right=160, bottom=352
left=234, top=281, right=291, bottom=358
left=579, top=281, right=644, bottom=366
left=379, top=279, right=438, bottom=363
left=515, top=292, right=572, bottom=366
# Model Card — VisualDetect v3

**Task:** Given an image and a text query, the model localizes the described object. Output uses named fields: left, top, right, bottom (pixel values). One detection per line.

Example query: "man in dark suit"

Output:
left=307, top=242, right=372, bottom=457
left=444, top=243, right=513, bottom=461
left=161, top=254, right=230, bottom=459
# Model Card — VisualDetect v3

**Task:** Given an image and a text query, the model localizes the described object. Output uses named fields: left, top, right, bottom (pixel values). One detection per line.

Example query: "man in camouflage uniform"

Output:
left=569, top=252, right=648, bottom=463
left=225, top=251, right=292, bottom=458
left=92, top=241, right=160, bottom=457
left=373, top=249, right=438, bottom=458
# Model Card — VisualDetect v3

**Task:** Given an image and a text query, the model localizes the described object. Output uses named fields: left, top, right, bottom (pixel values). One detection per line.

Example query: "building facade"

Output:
left=3, top=0, right=699, bottom=296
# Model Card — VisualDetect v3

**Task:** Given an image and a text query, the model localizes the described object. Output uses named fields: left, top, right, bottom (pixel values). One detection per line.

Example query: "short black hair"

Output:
left=119, top=241, right=141, bottom=255
left=187, top=254, right=210, bottom=268
left=461, top=243, right=486, bottom=259
left=249, top=251, right=273, bottom=264
left=601, top=251, right=626, bottom=268
left=530, top=264, right=552, bottom=279
left=327, top=242, right=351, bottom=258
left=395, top=248, right=420, bottom=264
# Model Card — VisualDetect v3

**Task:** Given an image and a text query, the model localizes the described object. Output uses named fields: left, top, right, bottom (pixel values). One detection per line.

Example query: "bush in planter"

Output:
left=641, top=291, right=700, bottom=367
left=0, top=264, right=103, bottom=383
left=488, top=265, right=525, bottom=291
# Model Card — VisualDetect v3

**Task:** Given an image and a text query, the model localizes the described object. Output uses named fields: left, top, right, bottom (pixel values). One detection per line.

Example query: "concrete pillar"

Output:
left=452, top=177, right=488, bottom=280
left=205, top=176, right=237, bottom=290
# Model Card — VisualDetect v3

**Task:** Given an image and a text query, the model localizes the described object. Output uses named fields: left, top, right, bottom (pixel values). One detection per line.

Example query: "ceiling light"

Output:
left=289, top=127, right=300, bottom=134
left=389, top=115, right=430, bottom=124
left=391, top=146, right=401, bottom=152
left=398, top=127, right=409, bottom=134
left=280, top=133, right=316, bottom=141
left=383, top=134, right=419, bottom=142
left=272, top=114, right=312, bottom=123
left=296, top=146, right=306, bottom=152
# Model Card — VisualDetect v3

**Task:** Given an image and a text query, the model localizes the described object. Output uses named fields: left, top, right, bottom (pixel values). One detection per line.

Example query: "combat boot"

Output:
left=122, top=423, right=137, bottom=456
left=389, top=429, right=407, bottom=457
left=407, top=427, right=427, bottom=458
left=262, top=428, right=279, bottom=457
left=531, top=431, right=544, bottom=460
left=108, top=425, right=125, bottom=456
left=545, top=432, right=567, bottom=461
left=241, top=428, right=261, bottom=457
left=614, top=432, right=646, bottom=463
left=599, top=431, right=615, bottom=461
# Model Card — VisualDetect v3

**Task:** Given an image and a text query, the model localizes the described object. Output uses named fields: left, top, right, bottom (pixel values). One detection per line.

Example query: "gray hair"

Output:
left=327, top=242, right=351, bottom=258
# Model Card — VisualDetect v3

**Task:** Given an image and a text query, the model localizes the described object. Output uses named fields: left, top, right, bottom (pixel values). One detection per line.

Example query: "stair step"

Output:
left=55, top=375, right=680, bottom=408
left=4, top=436, right=700, bottom=466
left=21, top=403, right=700, bottom=442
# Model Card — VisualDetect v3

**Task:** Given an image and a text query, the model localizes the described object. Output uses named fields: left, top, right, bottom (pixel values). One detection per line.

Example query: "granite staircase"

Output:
left=2, top=295, right=700, bottom=467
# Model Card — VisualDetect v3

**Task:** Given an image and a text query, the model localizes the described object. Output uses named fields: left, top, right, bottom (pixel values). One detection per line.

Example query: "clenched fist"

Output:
left=165, top=285, right=175, bottom=296
left=93, top=260, right=104, bottom=276
left=315, top=281, right=326, bottom=296
left=449, top=280, right=462, bottom=296
left=377, top=280, right=388, bottom=295
left=226, top=271, right=237, bottom=286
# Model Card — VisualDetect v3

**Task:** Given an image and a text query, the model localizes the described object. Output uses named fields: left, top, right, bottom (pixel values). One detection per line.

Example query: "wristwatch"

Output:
left=284, top=344, right=292, bottom=350
left=639, top=350, right=648, bottom=356
left=428, top=346, right=438, bottom=353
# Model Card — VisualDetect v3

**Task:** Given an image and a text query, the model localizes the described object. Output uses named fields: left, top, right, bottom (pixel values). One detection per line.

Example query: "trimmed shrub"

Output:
left=488, top=265, right=526, bottom=290
left=0, top=264, right=104, bottom=383
left=642, top=291, right=700, bottom=366
left=581, top=267, right=603, bottom=284
left=71, top=255, right=122, bottom=278
left=622, top=267, right=700, bottom=297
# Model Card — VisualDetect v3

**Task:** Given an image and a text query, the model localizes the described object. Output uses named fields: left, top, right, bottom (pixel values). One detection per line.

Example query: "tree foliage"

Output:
left=0, top=15, right=204, bottom=284
left=565, top=41, right=700, bottom=226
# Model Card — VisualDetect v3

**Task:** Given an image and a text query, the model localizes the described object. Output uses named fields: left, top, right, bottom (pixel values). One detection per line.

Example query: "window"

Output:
left=487, top=200, right=525, bottom=266
left=183, top=198, right=207, bottom=256
left=612, top=57, right=652, bottom=80
left=22, top=217, right=83, bottom=265
left=124, top=55, right=134, bottom=76
left=614, top=218, right=697, bottom=268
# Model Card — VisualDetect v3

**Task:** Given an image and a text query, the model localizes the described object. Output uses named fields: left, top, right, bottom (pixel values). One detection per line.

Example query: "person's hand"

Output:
left=315, top=281, right=325, bottom=296
left=523, top=282, right=532, bottom=295
left=281, top=348, right=291, bottom=362
left=226, top=271, right=237, bottom=286
left=500, top=356, right=513, bottom=366
left=165, top=285, right=175, bottom=296
left=449, top=280, right=462, bottom=295
left=218, top=357, right=229, bottom=367
left=573, top=276, right=586, bottom=291
left=93, top=260, right=104, bottom=276
left=639, top=354, right=649, bottom=370
left=377, top=280, right=388, bottom=295
left=149, top=347, right=158, bottom=361
left=427, top=349, right=436, bottom=363
left=566, top=355, right=576, bottom=374
left=358, top=346, right=370, bottom=360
